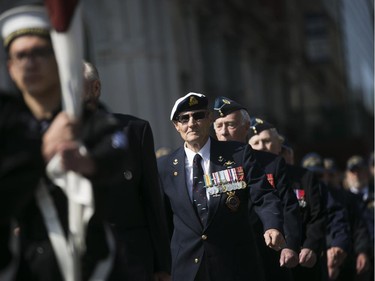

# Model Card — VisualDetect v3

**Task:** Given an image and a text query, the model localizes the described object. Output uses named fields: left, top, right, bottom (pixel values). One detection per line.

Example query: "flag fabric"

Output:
left=44, top=0, right=79, bottom=32
left=43, top=1, right=94, bottom=280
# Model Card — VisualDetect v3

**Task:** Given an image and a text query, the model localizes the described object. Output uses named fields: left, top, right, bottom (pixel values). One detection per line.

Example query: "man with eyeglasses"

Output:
left=0, top=5, right=127, bottom=280
left=212, top=97, right=301, bottom=281
left=157, top=92, right=286, bottom=281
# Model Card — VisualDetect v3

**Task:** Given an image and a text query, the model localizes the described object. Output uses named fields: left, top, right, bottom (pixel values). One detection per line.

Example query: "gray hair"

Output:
left=239, top=109, right=250, bottom=125
left=83, top=61, right=100, bottom=82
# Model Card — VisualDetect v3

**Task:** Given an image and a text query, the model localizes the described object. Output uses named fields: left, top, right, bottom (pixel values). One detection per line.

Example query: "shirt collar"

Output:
left=184, top=138, right=211, bottom=164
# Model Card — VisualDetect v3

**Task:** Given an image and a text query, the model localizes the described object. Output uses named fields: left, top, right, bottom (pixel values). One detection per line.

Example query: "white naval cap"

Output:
left=170, top=92, right=208, bottom=121
left=0, top=5, right=50, bottom=48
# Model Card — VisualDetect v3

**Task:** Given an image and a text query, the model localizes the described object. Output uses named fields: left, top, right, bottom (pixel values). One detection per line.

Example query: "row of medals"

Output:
left=203, top=166, right=246, bottom=211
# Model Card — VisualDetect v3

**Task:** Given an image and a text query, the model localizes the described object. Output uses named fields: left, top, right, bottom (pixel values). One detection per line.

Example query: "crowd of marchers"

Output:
left=0, top=4, right=373, bottom=281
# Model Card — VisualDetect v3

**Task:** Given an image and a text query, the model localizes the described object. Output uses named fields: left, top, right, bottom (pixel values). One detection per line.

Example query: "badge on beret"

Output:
left=189, top=96, right=198, bottom=106
left=222, top=99, right=231, bottom=105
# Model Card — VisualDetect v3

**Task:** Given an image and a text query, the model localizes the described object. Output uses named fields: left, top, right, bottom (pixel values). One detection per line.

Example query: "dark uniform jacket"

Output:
left=286, top=165, right=327, bottom=281
left=250, top=151, right=301, bottom=281
left=328, top=186, right=371, bottom=281
left=107, top=113, right=171, bottom=281
left=0, top=94, right=127, bottom=280
left=157, top=138, right=283, bottom=281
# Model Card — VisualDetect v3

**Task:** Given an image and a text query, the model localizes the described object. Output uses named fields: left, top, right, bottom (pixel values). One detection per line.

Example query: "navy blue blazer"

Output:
left=158, top=138, right=283, bottom=281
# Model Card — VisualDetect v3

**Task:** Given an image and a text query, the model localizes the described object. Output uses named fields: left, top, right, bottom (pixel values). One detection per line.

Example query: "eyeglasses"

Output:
left=176, top=111, right=208, bottom=124
left=9, top=47, right=54, bottom=66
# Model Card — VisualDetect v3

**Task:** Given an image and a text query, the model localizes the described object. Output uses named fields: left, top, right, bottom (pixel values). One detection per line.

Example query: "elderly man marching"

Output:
left=157, top=92, right=286, bottom=281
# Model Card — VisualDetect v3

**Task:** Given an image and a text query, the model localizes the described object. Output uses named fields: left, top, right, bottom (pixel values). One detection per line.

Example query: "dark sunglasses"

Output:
left=176, top=111, right=208, bottom=124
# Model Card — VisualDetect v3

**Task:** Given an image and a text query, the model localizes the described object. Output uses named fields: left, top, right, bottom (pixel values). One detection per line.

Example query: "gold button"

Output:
left=201, top=235, right=207, bottom=240
left=173, top=171, right=178, bottom=176
left=194, top=258, right=199, bottom=263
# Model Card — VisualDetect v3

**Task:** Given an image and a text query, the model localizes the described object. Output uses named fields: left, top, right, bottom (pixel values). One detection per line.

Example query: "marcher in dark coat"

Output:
left=248, top=119, right=327, bottom=281
left=83, top=61, right=171, bottom=281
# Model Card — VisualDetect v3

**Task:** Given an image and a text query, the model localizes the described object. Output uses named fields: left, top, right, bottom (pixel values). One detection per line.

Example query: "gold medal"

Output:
left=225, top=191, right=240, bottom=212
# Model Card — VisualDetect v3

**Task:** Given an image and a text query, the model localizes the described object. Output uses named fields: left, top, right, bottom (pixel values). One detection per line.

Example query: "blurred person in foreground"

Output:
left=248, top=118, right=327, bottom=281
left=157, top=92, right=286, bottom=281
left=212, top=96, right=301, bottom=281
left=83, top=61, right=171, bottom=281
left=0, top=5, right=128, bottom=280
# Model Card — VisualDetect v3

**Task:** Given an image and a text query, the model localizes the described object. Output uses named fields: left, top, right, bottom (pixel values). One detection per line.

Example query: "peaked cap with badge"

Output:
left=170, top=92, right=208, bottom=121
left=0, top=5, right=50, bottom=49
left=212, top=96, right=247, bottom=120
left=248, top=117, right=275, bottom=139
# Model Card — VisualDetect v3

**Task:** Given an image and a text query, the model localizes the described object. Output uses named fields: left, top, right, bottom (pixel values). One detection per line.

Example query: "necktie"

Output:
left=192, top=154, right=208, bottom=225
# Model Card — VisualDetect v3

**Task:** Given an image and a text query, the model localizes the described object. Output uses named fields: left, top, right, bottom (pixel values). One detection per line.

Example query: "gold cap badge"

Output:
left=189, top=96, right=198, bottom=106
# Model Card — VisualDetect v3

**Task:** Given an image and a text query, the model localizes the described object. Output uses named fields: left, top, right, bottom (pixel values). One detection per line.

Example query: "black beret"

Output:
left=248, top=117, right=275, bottom=139
left=170, top=92, right=208, bottom=121
left=212, top=96, right=247, bottom=120
left=301, top=152, right=325, bottom=173
left=346, top=155, right=366, bottom=171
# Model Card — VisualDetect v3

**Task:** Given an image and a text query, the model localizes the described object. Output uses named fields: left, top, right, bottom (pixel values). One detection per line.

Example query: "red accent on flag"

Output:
left=44, top=0, right=79, bottom=32
left=266, top=174, right=275, bottom=188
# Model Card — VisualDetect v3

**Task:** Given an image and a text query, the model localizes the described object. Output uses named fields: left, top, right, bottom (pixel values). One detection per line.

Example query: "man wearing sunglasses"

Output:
left=157, top=92, right=286, bottom=281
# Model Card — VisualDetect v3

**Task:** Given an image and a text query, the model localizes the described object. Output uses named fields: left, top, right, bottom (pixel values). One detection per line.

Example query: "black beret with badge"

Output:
left=248, top=117, right=275, bottom=139
left=170, top=92, right=208, bottom=121
left=212, top=96, right=247, bottom=120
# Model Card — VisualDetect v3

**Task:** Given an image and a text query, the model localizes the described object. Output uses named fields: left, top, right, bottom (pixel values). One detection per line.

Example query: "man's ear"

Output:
left=93, top=80, right=101, bottom=99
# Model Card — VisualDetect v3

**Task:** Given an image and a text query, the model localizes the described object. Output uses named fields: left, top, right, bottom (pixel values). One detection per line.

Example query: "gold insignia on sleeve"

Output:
left=189, top=96, right=198, bottom=106
left=173, top=159, right=178, bottom=165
